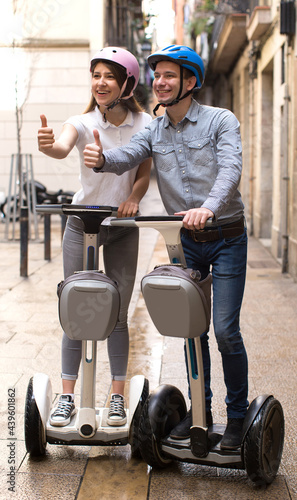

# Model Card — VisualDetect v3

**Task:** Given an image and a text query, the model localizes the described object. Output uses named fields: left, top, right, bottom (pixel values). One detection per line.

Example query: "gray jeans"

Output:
left=61, top=216, right=139, bottom=381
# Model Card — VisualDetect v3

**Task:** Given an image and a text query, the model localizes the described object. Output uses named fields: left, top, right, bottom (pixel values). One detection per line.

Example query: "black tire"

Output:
left=7, top=196, right=20, bottom=222
left=139, top=385, right=187, bottom=468
left=130, top=378, right=149, bottom=458
left=24, top=377, right=47, bottom=457
left=244, top=397, right=284, bottom=486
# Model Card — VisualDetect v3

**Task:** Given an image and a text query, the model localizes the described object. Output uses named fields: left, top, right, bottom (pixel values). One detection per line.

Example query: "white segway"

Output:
left=110, top=215, right=285, bottom=487
left=24, top=205, right=149, bottom=457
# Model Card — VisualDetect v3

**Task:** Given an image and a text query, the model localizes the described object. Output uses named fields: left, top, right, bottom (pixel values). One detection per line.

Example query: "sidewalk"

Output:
left=0, top=177, right=296, bottom=499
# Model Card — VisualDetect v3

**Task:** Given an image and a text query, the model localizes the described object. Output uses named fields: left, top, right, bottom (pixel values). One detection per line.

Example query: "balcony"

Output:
left=210, top=13, right=247, bottom=74
left=246, top=6, right=272, bottom=41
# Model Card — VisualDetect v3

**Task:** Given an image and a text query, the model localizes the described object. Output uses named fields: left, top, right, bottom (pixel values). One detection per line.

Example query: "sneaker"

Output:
left=170, top=409, right=213, bottom=440
left=220, top=417, right=245, bottom=450
left=107, top=394, right=127, bottom=426
left=49, top=394, right=76, bottom=427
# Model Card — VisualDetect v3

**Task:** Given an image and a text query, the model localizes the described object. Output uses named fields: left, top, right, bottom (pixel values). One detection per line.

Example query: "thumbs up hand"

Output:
left=38, top=114, right=55, bottom=151
left=84, top=129, right=105, bottom=170
left=93, top=129, right=101, bottom=147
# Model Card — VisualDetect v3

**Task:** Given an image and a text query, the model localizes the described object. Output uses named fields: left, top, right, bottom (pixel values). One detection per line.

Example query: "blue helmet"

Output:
left=148, top=45, right=205, bottom=89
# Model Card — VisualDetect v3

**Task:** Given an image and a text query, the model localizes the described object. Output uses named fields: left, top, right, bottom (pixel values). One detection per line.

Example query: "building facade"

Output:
left=200, top=0, right=297, bottom=281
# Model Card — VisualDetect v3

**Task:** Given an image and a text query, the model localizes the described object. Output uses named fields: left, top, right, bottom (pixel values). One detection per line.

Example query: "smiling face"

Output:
left=152, top=60, right=196, bottom=105
left=91, top=62, right=121, bottom=108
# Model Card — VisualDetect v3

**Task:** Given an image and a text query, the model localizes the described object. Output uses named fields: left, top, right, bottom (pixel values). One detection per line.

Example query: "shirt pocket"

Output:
left=188, top=136, right=214, bottom=167
left=152, top=144, right=176, bottom=172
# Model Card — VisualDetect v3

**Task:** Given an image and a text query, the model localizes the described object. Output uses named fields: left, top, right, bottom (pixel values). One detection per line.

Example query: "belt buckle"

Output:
left=191, top=229, right=206, bottom=242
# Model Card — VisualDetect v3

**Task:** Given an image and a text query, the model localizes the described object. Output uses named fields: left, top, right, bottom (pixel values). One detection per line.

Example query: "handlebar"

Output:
left=36, top=204, right=119, bottom=217
left=36, top=204, right=64, bottom=215
left=110, top=215, right=213, bottom=229
left=109, top=215, right=184, bottom=230
left=36, top=204, right=119, bottom=234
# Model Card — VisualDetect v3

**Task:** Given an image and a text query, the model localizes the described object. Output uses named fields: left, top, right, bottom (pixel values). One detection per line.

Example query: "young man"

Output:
left=84, top=45, right=248, bottom=450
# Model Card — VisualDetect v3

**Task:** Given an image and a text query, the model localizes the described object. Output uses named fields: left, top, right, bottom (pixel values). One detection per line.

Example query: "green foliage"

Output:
left=189, top=18, right=211, bottom=37
left=188, top=0, right=216, bottom=37
left=200, top=0, right=216, bottom=11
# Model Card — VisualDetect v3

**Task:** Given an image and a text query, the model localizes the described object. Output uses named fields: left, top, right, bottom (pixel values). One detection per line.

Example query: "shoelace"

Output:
left=52, top=399, right=73, bottom=417
left=109, top=396, right=125, bottom=416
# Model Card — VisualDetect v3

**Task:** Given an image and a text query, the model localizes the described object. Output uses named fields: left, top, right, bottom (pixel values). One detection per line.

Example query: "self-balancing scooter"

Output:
left=110, top=215, right=285, bottom=487
left=24, top=204, right=149, bottom=457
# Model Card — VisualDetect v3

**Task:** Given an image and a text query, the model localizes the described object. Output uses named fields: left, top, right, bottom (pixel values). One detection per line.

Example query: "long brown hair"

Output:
left=84, top=60, right=143, bottom=114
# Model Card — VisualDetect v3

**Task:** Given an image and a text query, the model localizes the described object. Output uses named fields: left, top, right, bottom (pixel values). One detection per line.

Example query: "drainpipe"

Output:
left=280, top=3, right=295, bottom=272
left=281, top=81, right=289, bottom=273
left=249, top=75, right=255, bottom=236
left=248, top=42, right=258, bottom=236
left=249, top=76, right=254, bottom=236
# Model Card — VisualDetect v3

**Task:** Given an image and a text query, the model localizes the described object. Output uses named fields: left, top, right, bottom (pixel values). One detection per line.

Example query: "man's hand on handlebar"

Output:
left=84, top=129, right=105, bottom=170
left=174, top=208, right=214, bottom=230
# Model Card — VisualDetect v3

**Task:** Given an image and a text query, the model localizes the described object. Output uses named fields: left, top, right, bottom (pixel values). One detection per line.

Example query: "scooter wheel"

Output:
left=130, top=377, right=149, bottom=458
left=139, top=384, right=187, bottom=468
left=244, top=396, right=284, bottom=486
left=24, top=377, right=47, bottom=456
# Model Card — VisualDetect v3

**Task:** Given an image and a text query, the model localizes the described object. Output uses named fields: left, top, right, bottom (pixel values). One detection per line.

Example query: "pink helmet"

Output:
left=90, top=46, right=139, bottom=100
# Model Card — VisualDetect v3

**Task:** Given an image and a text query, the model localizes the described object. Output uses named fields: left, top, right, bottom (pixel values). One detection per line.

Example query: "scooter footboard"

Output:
left=58, top=271, right=120, bottom=341
left=141, top=265, right=212, bottom=338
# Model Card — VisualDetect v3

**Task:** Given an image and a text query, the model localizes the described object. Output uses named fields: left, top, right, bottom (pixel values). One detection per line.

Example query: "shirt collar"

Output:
left=95, top=106, right=134, bottom=129
left=163, top=98, right=200, bottom=128
left=187, top=98, right=200, bottom=122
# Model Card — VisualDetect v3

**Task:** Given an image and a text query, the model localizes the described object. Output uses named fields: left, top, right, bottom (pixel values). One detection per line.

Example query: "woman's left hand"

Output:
left=117, top=200, right=139, bottom=218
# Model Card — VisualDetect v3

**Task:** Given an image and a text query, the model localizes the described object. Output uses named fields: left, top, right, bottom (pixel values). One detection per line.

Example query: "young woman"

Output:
left=38, top=47, right=152, bottom=427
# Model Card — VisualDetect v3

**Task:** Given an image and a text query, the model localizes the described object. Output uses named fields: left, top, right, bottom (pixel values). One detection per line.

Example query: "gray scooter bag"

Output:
left=141, top=264, right=212, bottom=338
left=57, top=271, right=120, bottom=341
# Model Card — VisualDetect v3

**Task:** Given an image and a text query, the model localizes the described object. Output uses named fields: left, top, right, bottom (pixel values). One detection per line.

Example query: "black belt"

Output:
left=181, top=217, right=245, bottom=243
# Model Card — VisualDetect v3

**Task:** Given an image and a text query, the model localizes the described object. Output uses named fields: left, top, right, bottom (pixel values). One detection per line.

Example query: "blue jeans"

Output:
left=181, top=228, right=248, bottom=419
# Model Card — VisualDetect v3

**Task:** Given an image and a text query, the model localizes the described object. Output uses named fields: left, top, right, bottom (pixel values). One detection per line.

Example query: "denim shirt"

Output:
left=101, top=99, right=244, bottom=222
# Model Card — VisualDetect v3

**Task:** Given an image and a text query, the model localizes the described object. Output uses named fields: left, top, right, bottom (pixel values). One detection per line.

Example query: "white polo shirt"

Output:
left=65, top=106, right=152, bottom=209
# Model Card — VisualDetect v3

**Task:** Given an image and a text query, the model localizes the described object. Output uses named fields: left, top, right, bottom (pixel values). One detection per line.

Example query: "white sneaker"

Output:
left=107, top=394, right=127, bottom=426
left=50, top=394, right=76, bottom=427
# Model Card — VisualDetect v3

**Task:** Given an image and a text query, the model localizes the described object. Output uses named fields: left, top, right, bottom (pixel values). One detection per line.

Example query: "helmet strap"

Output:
left=101, top=99, right=120, bottom=122
left=153, top=89, right=193, bottom=115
